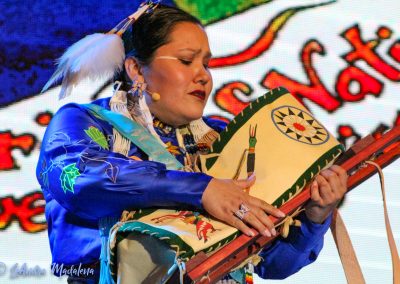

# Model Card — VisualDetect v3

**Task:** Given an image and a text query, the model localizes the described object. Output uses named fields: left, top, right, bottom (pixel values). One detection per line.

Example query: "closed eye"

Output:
left=179, top=58, right=210, bottom=69
left=179, top=59, right=192, bottom=65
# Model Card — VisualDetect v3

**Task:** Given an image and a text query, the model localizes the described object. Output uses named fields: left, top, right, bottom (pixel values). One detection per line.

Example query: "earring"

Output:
left=128, top=77, right=145, bottom=98
left=128, top=76, right=161, bottom=101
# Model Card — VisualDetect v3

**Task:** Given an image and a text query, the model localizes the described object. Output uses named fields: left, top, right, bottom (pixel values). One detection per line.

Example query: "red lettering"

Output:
left=263, top=40, right=340, bottom=111
left=0, top=191, right=46, bottom=233
left=372, top=124, right=389, bottom=140
left=342, top=25, right=400, bottom=81
left=214, top=82, right=252, bottom=116
left=35, top=111, right=53, bottom=126
left=337, top=125, right=361, bottom=149
left=336, top=66, right=383, bottom=101
left=394, top=110, right=400, bottom=126
left=209, top=4, right=315, bottom=67
left=372, top=110, right=400, bottom=139
left=0, top=131, right=36, bottom=170
left=337, top=111, right=399, bottom=149
left=208, top=2, right=337, bottom=68
left=389, top=40, right=400, bottom=63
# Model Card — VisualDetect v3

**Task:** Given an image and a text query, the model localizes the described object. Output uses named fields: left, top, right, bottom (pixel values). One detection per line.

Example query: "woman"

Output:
left=37, top=3, right=347, bottom=283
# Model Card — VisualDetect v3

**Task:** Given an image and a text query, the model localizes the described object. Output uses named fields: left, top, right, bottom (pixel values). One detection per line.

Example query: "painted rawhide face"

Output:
left=271, top=106, right=329, bottom=145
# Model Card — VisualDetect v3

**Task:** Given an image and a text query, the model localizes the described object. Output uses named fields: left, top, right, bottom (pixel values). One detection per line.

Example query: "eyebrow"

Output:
left=178, top=48, right=213, bottom=59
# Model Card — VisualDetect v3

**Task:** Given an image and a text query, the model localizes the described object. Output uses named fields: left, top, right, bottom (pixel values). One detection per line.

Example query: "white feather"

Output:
left=70, top=34, right=124, bottom=80
left=58, top=34, right=125, bottom=99
left=42, top=33, right=125, bottom=99
left=42, top=33, right=105, bottom=93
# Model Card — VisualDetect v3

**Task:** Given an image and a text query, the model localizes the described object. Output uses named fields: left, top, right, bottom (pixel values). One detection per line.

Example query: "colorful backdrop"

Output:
left=0, top=0, right=399, bottom=283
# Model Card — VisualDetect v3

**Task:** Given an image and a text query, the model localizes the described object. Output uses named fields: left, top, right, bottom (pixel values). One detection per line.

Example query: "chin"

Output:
left=190, top=110, right=204, bottom=121
left=174, top=103, right=205, bottom=125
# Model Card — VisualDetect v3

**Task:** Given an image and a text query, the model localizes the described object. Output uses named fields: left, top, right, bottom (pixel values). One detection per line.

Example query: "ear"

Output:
left=124, top=57, right=144, bottom=83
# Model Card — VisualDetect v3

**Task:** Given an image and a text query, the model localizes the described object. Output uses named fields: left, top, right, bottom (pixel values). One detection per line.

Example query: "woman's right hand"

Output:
left=201, top=175, right=285, bottom=237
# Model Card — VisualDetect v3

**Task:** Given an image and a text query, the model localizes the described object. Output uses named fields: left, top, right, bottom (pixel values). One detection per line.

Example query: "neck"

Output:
left=146, top=96, right=190, bottom=128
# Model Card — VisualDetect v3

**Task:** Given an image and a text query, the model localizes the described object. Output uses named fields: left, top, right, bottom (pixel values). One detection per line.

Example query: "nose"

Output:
left=194, top=65, right=211, bottom=86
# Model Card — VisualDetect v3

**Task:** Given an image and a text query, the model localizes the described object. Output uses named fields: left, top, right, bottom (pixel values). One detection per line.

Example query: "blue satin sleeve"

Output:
left=255, top=212, right=332, bottom=279
left=36, top=103, right=212, bottom=221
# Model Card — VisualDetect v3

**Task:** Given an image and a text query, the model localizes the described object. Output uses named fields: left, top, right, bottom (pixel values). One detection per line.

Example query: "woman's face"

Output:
left=140, top=22, right=213, bottom=127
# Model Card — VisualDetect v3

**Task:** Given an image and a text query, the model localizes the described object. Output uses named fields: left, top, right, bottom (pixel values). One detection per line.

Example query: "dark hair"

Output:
left=123, top=4, right=202, bottom=65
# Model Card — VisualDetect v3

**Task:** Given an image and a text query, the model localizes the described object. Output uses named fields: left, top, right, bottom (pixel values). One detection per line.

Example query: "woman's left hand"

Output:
left=305, top=165, right=348, bottom=224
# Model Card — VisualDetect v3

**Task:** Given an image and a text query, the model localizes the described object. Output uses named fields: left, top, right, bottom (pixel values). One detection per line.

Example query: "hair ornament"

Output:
left=42, top=0, right=161, bottom=99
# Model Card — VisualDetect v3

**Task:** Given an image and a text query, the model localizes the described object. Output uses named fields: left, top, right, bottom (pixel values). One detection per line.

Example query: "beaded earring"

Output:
left=128, top=77, right=160, bottom=102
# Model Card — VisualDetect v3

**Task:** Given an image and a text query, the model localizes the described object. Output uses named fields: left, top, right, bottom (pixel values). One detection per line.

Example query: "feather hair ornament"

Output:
left=42, top=1, right=161, bottom=99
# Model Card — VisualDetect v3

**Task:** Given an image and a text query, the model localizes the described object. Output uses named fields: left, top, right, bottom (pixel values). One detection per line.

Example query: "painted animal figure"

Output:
left=195, top=219, right=217, bottom=243
left=150, top=211, right=193, bottom=223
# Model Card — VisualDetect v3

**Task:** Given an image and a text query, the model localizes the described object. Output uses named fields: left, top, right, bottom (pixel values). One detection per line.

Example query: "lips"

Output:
left=189, top=90, right=206, bottom=101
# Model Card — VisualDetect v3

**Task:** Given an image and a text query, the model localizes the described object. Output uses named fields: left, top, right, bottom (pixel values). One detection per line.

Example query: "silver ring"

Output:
left=234, top=203, right=251, bottom=220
